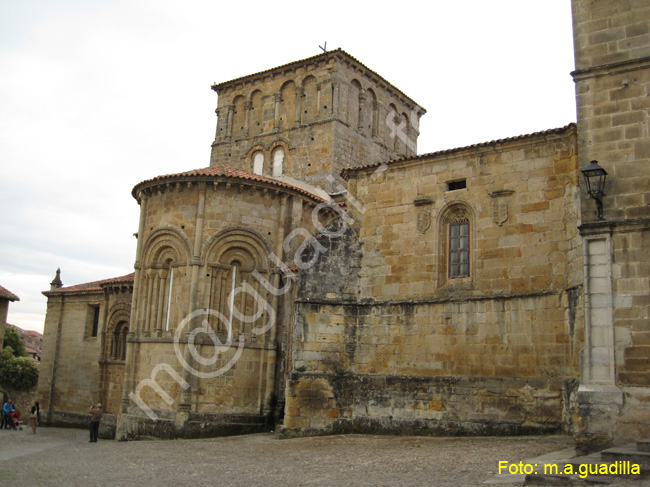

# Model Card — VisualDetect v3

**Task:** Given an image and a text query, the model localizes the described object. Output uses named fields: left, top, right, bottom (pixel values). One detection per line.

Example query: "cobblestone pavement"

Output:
left=0, top=427, right=648, bottom=486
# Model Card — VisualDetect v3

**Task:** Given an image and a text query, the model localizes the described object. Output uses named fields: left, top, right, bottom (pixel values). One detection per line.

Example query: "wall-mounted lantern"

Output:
left=581, top=160, right=607, bottom=220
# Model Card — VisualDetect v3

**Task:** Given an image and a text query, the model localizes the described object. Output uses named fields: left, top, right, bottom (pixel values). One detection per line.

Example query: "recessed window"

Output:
left=272, top=147, right=284, bottom=177
left=449, top=218, right=469, bottom=278
left=447, top=180, right=467, bottom=191
left=253, top=151, right=264, bottom=175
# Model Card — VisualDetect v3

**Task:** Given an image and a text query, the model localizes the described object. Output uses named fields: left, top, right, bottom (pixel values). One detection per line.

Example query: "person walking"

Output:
left=88, top=403, right=103, bottom=442
left=28, top=402, right=39, bottom=434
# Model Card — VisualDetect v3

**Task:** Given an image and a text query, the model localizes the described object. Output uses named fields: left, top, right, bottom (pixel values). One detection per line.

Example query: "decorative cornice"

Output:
left=571, top=56, right=650, bottom=82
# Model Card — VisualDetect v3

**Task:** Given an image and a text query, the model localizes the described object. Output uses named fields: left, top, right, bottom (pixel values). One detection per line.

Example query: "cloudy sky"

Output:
left=0, top=0, right=577, bottom=333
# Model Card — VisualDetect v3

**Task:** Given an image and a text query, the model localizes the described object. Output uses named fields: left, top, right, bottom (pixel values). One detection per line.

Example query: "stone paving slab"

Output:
left=0, top=427, right=648, bottom=487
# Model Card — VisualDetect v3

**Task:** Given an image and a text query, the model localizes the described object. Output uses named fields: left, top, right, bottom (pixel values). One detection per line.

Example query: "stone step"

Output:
left=600, top=444, right=650, bottom=471
left=638, top=438, right=650, bottom=453
left=525, top=473, right=615, bottom=485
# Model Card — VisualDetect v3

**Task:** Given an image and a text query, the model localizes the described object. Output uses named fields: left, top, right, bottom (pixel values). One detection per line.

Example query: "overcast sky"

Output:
left=0, top=0, right=577, bottom=333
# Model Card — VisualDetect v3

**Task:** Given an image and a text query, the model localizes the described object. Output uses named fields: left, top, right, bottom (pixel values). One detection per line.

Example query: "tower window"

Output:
left=253, top=151, right=264, bottom=175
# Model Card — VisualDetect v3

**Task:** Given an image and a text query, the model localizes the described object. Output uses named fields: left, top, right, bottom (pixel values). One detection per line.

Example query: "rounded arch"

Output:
left=280, top=80, right=297, bottom=128
left=348, top=79, right=362, bottom=129
left=142, top=227, right=191, bottom=268
left=231, top=95, right=246, bottom=138
left=106, top=303, right=131, bottom=334
left=302, top=75, right=318, bottom=122
left=249, top=89, right=264, bottom=136
left=365, top=88, right=378, bottom=137
left=436, top=200, right=476, bottom=287
left=202, top=227, right=272, bottom=272
left=246, top=144, right=267, bottom=175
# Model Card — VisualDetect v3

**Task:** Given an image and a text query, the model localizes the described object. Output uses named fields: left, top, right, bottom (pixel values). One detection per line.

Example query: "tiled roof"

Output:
left=43, top=273, right=134, bottom=296
left=211, top=48, right=424, bottom=110
left=132, top=166, right=327, bottom=202
left=342, top=123, right=577, bottom=178
left=0, top=285, right=19, bottom=302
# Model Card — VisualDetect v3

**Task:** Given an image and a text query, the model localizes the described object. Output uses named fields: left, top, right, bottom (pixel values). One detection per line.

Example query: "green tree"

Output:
left=2, top=327, right=26, bottom=357
left=0, top=347, right=39, bottom=390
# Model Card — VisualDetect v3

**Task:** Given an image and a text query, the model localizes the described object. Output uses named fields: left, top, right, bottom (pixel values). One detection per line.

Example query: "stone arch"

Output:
left=142, top=227, right=191, bottom=268
left=249, top=90, right=264, bottom=136
left=105, top=303, right=131, bottom=361
left=279, top=81, right=297, bottom=129
left=246, top=144, right=267, bottom=175
left=436, top=201, right=476, bottom=288
left=365, top=88, right=378, bottom=137
left=203, top=228, right=273, bottom=338
left=140, top=227, right=190, bottom=335
left=400, top=111, right=412, bottom=156
left=269, top=139, right=289, bottom=177
left=348, top=79, right=362, bottom=129
left=203, top=227, right=271, bottom=271
left=302, top=75, right=318, bottom=122
left=231, top=95, right=246, bottom=138
left=388, top=103, right=400, bottom=150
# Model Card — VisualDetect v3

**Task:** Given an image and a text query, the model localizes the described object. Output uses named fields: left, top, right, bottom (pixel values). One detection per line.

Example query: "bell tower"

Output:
left=209, top=49, right=426, bottom=191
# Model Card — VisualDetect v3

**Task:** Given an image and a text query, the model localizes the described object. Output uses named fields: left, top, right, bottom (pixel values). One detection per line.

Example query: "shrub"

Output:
left=0, top=347, right=39, bottom=390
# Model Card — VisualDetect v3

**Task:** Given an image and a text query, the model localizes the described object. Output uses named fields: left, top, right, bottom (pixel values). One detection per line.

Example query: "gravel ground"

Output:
left=0, top=427, right=648, bottom=486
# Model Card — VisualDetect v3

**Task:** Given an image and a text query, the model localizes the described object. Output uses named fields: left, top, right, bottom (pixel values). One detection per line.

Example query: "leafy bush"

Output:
left=0, top=347, right=38, bottom=390
left=2, top=328, right=26, bottom=357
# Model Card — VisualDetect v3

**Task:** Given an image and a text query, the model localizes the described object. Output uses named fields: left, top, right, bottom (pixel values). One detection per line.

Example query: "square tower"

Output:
left=209, top=49, right=426, bottom=191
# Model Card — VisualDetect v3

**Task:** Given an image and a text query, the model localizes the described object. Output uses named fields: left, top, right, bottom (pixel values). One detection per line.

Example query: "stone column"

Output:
left=295, top=86, right=303, bottom=127
left=316, top=83, right=322, bottom=120
left=358, top=91, right=366, bottom=131
left=243, top=100, right=252, bottom=137
left=225, top=105, right=234, bottom=140
left=371, top=100, right=379, bottom=138
left=120, top=190, right=148, bottom=413
left=179, top=183, right=207, bottom=410
left=273, top=93, right=282, bottom=132
left=332, top=82, right=339, bottom=117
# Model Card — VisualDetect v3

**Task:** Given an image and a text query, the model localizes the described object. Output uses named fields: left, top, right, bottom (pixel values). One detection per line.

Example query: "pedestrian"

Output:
left=2, top=399, right=15, bottom=430
left=88, top=403, right=103, bottom=443
left=28, top=403, right=39, bottom=434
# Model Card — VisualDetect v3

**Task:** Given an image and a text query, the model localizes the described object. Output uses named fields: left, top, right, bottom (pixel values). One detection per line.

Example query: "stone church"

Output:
left=39, top=0, right=649, bottom=451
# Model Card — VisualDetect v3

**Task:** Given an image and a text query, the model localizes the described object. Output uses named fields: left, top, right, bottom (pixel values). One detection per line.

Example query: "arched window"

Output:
left=437, top=202, right=474, bottom=288
left=272, top=147, right=284, bottom=177
left=111, top=321, right=129, bottom=361
left=449, top=215, right=469, bottom=278
left=252, top=151, right=264, bottom=175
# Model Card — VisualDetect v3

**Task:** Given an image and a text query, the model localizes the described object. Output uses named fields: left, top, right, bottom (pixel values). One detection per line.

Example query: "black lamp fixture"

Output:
left=581, top=160, right=607, bottom=220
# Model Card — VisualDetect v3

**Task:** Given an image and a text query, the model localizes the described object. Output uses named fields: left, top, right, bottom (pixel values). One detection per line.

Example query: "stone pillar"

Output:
left=358, top=91, right=366, bottom=131
left=273, top=93, right=282, bottom=132
left=331, top=82, right=339, bottom=117
left=120, top=191, right=147, bottom=414
left=243, top=100, right=251, bottom=137
left=576, top=233, right=622, bottom=453
left=295, top=86, right=303, bottom=127
left=225, top=105, right=234, bottom=140
left=371, top=100, right=379, bottom=138
left=179, top=183, right=207, bottom=410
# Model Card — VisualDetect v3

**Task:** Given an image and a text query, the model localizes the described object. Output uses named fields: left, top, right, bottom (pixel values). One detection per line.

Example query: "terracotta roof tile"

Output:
left=43, top=273, right=134, bottom=296
left=0, top=285, right=19, bottom=302
left=132, top=166, right=327, bottom=202
left=342, top=123, right=577, bottom=178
